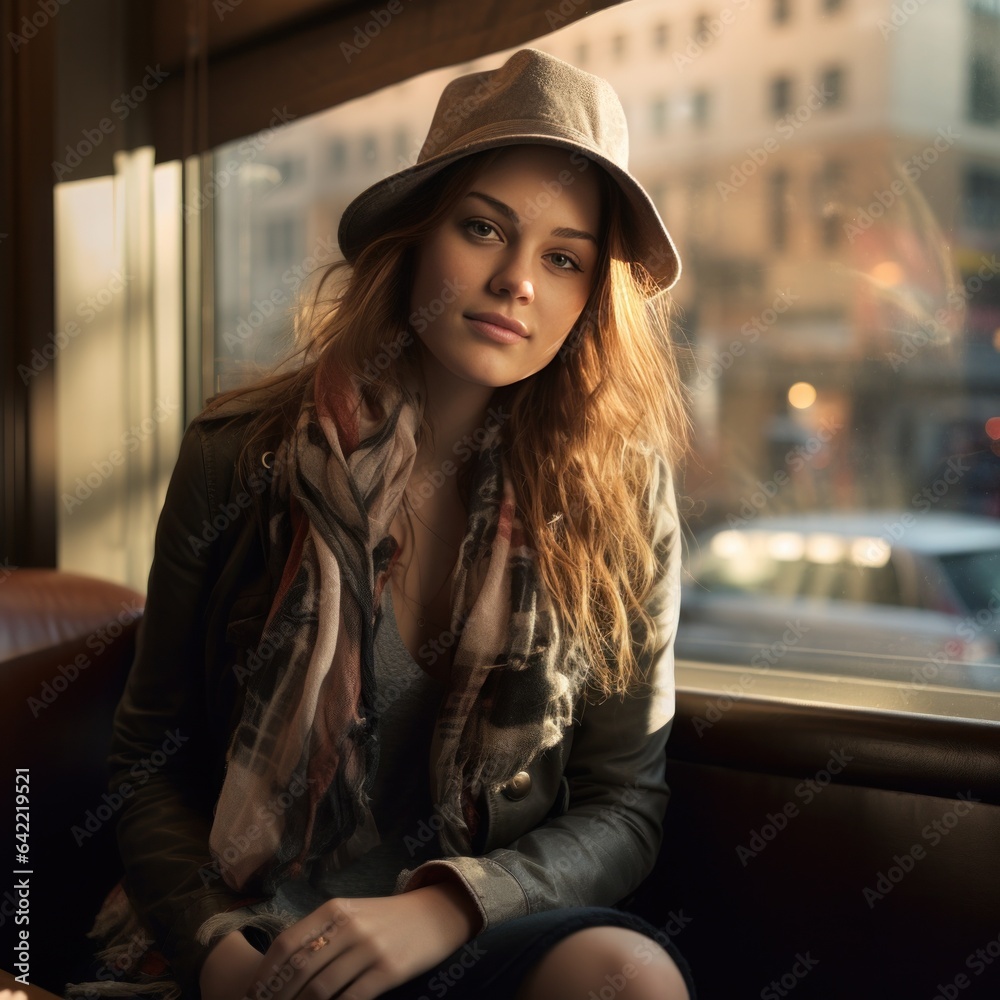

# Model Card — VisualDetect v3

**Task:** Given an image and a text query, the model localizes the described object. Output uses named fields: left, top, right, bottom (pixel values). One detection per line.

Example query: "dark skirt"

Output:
left=377, top=905, right=697, bottom=1000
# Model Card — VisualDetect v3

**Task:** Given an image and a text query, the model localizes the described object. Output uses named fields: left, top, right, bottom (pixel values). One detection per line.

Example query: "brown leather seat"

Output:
left=0, top=568, right=145, bottom=663
left=0, top=569, right=144, bottom=991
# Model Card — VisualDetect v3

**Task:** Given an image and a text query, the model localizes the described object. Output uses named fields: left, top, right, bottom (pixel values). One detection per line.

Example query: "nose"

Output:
left=489, top=252, right=535, bottom=303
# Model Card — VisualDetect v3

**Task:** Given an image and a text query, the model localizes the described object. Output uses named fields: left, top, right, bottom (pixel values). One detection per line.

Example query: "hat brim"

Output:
left=336, top=134, right=681, bottom=291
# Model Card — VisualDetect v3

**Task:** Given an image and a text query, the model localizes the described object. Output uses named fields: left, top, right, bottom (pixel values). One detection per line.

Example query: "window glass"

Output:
left=210, top=0, right=1000, bottom=704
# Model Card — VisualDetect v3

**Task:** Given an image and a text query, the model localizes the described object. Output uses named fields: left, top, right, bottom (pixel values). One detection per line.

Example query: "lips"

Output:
left=465, top=311, right=528, bottom=337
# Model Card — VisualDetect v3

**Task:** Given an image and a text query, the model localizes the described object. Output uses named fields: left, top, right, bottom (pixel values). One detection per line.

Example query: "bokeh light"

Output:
left=788, top=382, right=817, bottom=409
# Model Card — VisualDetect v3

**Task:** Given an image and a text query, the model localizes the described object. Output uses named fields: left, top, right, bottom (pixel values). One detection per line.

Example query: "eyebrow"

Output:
left=465, top=191, right=598, bottom=246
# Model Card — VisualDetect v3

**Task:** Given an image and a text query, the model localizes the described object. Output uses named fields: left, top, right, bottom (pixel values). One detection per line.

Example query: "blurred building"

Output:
left=212, top=0, right=1000, bottom=524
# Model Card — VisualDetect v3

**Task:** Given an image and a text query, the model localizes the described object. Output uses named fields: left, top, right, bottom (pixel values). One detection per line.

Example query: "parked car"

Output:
left=677, top=511, right=1000, bottom=691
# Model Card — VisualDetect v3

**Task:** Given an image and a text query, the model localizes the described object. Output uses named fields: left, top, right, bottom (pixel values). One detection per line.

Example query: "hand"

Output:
left=199, top=929, right=266, bottom=1000
left=243, top=882, right=481, bottom=1000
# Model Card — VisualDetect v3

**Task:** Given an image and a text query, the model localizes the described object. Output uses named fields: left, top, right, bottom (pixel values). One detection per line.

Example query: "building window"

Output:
left=820, top=66, right=845, bottom=108
left=692, top=90, right=710, bottom=127
left=694, top=13, right=709, bottom=40
left=773, top=0, right=791, bottom=23
left=815, top=161, right=846, bottom=247
left=969, top=55, right=1000, bottom=123
left=360, top=134, right=378, bottom=167
left=612, top=33, right=627, bottom=59
left=393, top=127, right=410, bottom=167
left=651, top=97, right=669, bottom=134
left=654, top=22, right=669, bottom=49
left=770, top=170, right=790, bottom=250
left=264, top=218, right=299, bottom=267
left=576, top=41, right=589, bottom=65
left=771, top=76, right=793, bottom=116
left=963, top=168, right=1000, bottom=229
left=822, top=0, right=845, bottom=11
left=329, top=138, right=347, bottom=173
left=273, top=157, right=304, bottom=185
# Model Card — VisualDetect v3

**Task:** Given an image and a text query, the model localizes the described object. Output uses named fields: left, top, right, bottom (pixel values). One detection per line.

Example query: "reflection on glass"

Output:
left=209, top=0, right=1000, bottom=695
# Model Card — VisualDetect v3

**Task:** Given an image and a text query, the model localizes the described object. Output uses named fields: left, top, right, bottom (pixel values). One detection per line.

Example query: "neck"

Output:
left=411, top=342, right=502, bottom=479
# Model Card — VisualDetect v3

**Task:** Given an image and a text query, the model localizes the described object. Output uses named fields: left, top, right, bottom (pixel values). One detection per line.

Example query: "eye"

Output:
left=463, top=218, right=502, bottom=241
left=546, top=252, right=584, bottom=273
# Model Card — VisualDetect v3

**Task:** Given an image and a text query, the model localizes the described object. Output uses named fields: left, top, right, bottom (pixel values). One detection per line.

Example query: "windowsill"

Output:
left=670, top=658, right=1000, bottom=805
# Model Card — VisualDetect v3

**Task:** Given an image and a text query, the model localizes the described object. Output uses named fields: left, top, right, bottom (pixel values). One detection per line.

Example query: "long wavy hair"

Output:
left=204, top=145, right=692, bottom=700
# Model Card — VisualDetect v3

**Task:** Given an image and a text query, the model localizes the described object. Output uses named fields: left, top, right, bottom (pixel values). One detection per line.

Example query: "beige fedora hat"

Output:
left=336, top=47, right=681, bottom=291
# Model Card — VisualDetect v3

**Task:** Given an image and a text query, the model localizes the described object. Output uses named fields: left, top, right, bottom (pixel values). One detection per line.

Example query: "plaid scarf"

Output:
left=209, top=360, right=590, bottom=895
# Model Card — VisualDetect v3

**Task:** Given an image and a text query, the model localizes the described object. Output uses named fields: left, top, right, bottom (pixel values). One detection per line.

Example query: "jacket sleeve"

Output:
left=394, top=455, right=682, bottom=930
left=108, top=419, right=250, bottom=994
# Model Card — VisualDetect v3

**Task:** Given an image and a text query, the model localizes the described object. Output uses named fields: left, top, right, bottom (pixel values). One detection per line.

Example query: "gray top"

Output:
left=267, top=584, right=446, bottom=917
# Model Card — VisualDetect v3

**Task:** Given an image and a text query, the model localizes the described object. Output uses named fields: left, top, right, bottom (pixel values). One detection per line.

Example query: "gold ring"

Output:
left=308, top=934, right=330, bottom=952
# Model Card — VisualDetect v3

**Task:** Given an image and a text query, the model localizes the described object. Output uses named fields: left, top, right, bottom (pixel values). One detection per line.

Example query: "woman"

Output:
left=66, top=47, right=695, bottom=1000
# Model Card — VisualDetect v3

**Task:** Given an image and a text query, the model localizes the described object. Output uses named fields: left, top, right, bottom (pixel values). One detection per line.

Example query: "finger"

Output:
left=298, top=942, right=376, bottom=1000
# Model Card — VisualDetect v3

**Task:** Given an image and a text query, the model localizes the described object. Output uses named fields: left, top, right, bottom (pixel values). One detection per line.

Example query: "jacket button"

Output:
left=502, top=770, right=532, bottom=801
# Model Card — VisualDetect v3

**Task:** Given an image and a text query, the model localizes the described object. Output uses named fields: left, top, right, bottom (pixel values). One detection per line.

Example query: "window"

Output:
left=272, top=157, right=304, bottom=185
left=264, top=217, right=299, bottom=266
left=822, top=0, right=845, bottom=11
left=692, top=90, right=710, bottom=127
left=201, top=0, right=1000, bottom=717
left=820, top=66, right=844, bottom=108
left=328, top=137, right=347, bottom=172
left=964, top=168, right=1000, bottom=229
left=612, top=33, right=627, bottom=60
left=393, top=127, right=410, bottom=168
left=968, top=2, right=1000, bottom=123
left=651, top=96, right=669, bottom=134
left=771, top=76, right=793, bottom=116
left=773, top=0, right=791, bottom=23
left=770, top=169, right=790, bottom=249
left=814, top=160, right=846, bottom=247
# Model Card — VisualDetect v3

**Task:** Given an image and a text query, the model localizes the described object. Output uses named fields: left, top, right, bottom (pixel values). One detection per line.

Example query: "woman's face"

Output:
left=408, top=144, right=603, bottom=389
